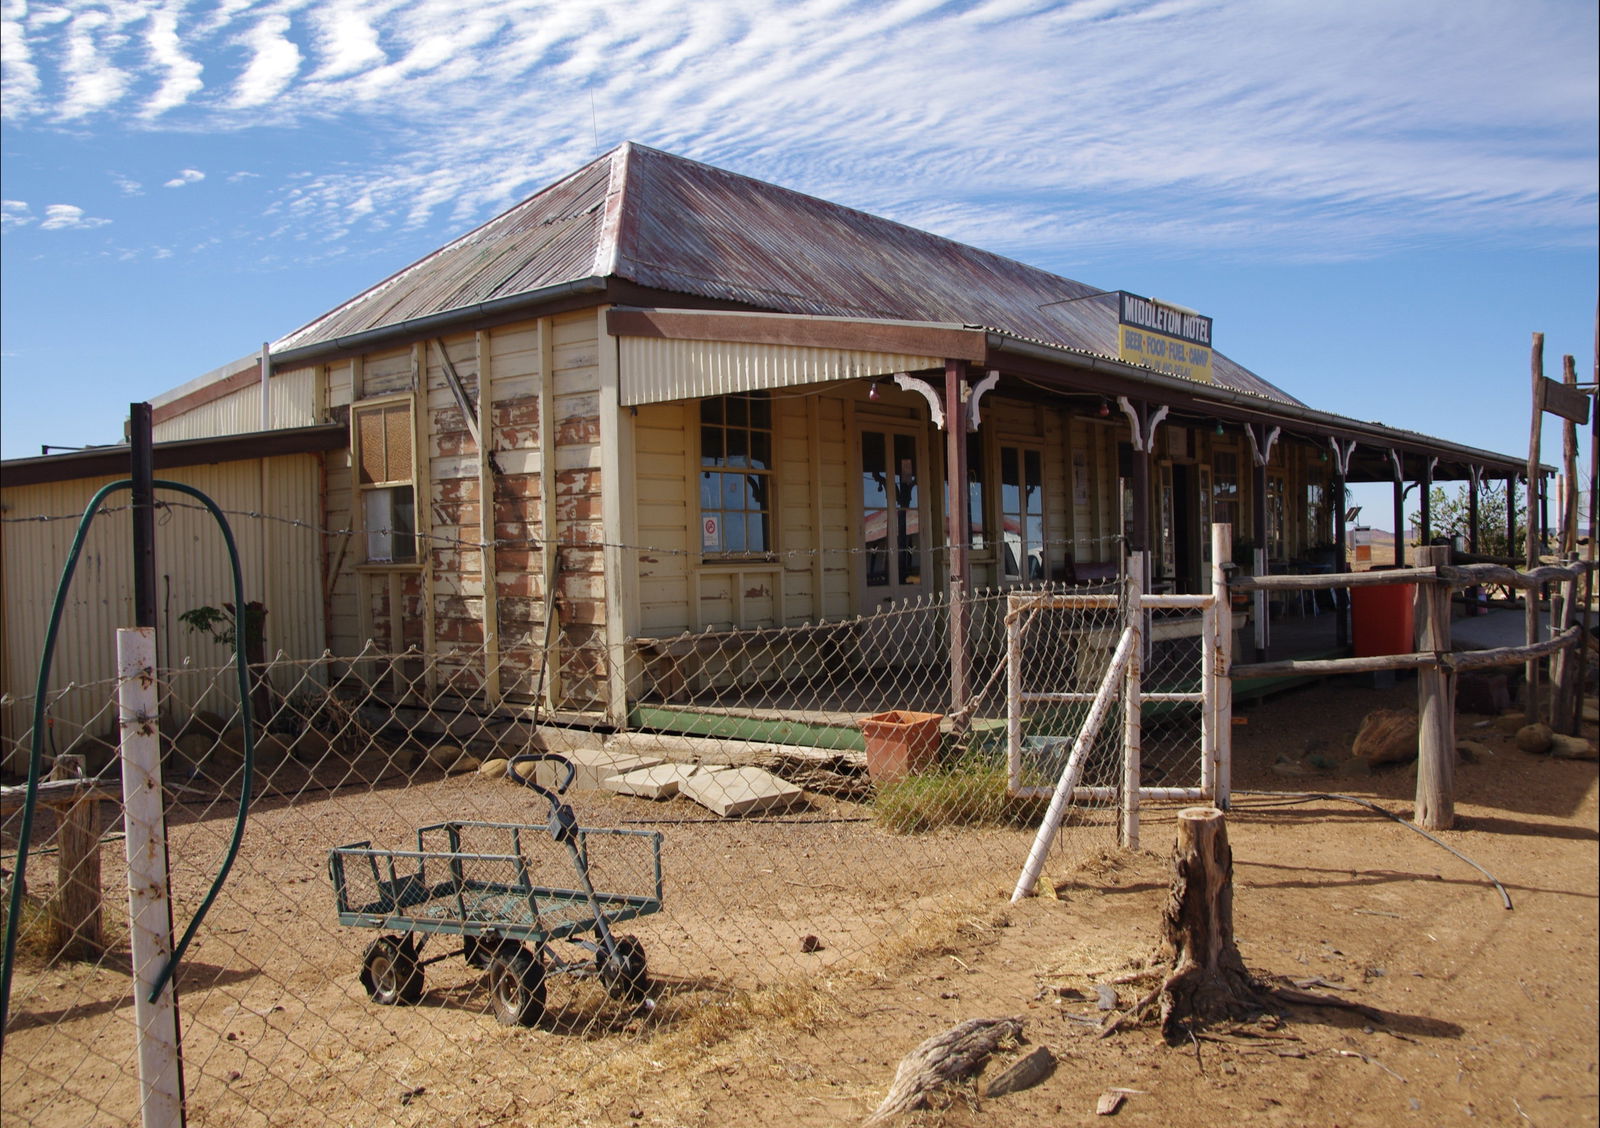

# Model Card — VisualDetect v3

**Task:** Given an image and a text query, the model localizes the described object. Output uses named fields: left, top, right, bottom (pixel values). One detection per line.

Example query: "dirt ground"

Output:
left=4, top=677, right=1597, bottom=1127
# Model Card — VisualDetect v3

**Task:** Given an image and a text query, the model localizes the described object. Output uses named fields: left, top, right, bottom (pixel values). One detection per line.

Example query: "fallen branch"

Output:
left=864, top=1016, right=1024, bottom=1124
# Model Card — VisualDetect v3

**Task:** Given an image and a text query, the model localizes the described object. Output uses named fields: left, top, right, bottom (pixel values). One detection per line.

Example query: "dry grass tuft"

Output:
left=557, top=890, right=1012, bottom=1122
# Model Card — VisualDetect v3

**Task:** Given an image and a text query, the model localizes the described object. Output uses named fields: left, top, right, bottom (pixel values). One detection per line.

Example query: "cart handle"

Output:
left=506, top=754, right=582, bottom=845
left=505, top=753, right=576, bottom=796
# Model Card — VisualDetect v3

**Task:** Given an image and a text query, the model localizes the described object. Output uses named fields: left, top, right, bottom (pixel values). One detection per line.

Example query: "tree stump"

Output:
left=1156, top=806, right=1266, bottom=1041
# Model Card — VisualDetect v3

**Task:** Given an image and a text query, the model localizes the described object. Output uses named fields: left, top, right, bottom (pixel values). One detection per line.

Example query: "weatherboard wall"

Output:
left=311, top=312, right=614, bottom=715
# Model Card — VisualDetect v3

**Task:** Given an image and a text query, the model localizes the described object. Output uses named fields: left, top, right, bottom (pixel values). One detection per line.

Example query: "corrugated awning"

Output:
left=608, top=308, right=979, bottom=406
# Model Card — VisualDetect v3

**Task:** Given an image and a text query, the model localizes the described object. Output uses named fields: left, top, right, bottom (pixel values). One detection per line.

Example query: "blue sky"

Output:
left=2, top=0, right=1596, bottom=528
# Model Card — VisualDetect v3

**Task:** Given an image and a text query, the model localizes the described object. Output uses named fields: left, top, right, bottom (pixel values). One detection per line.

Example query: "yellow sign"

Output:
left=1117, top=325, right=1213, bottom=383
left=1116, top=292, right=1213, bottom=383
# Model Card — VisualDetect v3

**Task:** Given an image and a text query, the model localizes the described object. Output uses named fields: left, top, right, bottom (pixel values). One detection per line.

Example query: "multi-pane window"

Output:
left=699, top=393, right=773, bottom=557
left=353, top=400, right=417, bottom=564
left=1000, top=445, right=1045, bottom=582
left=861, top=430, right=922, bottom=588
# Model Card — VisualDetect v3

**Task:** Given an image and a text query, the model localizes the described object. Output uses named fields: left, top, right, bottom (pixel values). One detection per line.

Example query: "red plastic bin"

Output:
left=1351, top=580, right=1415, bottom=658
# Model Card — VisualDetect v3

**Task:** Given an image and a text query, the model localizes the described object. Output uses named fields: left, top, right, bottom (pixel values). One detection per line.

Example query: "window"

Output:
left=699, top=392, right=773, bottom=557
left=353, top=399, right=417, bottom=564
left=1000, top=445, right=1045, bottom=582
left=861, top=429, right=922, bottom=588
left=1267, top=473, right=1286, bottom=558
left=967, top=431, right=986, bottom=550
left=1213, top=451, right=1239, bottom=533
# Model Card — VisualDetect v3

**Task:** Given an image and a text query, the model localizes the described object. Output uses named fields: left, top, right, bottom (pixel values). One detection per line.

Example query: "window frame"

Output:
left=696, top=391, right=777, bottom=563
left=997, top=441, right=1048, bottom=585
left=351, top=394, right=420, bottom=568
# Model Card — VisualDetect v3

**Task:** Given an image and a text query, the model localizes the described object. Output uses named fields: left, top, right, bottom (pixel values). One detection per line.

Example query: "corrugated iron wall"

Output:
left=1, top=454, right=326, bottom=767
left=152, top=367, right=320, bottom=441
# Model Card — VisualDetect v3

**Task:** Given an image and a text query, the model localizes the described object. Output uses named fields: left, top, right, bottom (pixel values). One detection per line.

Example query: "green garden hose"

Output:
left=1, top=480, right=255, bottom=1044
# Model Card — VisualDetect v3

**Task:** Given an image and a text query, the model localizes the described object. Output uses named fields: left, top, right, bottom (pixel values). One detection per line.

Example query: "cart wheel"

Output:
left=360, top=935, right=423, bottom=1005
left=486, top=946, right=545, bottom=1027
left=600, top=935, right=649, bottom=1001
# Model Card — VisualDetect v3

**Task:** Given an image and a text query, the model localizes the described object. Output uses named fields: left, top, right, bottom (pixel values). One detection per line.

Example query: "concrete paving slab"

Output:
left=512, top=748, right=663, bottom=791
left=679, top=766, right=804, bottom=817
left=603, top=763, right=718, bottom=799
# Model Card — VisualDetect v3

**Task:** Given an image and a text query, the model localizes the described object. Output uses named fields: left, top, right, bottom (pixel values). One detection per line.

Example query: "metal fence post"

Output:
left=117, top=627, right=186, bottom=1127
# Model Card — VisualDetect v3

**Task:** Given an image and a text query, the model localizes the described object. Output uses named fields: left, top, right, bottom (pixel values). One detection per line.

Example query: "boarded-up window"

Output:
left=352, top=400, right=417, bottom=564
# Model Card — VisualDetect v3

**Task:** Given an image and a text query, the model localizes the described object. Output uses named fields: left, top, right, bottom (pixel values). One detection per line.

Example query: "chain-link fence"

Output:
left=1, top=577, right=1182, bottom=1126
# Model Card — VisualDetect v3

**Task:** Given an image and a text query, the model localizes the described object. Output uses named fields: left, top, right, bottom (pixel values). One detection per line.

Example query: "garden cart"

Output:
left=327, top=753, right=664, bottom=1025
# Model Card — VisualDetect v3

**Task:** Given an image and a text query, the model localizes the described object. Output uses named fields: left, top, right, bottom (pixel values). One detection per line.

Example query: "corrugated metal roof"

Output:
left=271, top=143, right=1296, bottom=405
left=273, top=155, right=616, bottom=353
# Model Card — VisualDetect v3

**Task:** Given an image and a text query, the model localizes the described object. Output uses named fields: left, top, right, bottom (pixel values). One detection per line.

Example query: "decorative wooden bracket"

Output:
left=1328, top=438, right=1355, bottom=478
left=968, top=370, right=1000, bottom=432
left=892, top=372, right=946, bottom=431
left=1245, top=423, right=1280, bottom=467
left=1116, top=396, right=1170, bottom=452
left=1388, top=448, right=1405, bottom=482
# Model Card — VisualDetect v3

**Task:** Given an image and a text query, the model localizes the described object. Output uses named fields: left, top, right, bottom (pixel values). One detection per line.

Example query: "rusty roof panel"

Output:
left=271, top=143, right=1298, bottom=405
left=273, top=156, right=615, bottom=352
left=611, top=146, right=1296, bottom=404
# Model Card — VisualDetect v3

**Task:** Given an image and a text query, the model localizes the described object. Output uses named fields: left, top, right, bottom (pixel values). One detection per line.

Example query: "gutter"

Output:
left=987, top=332, right=1537, bottom=476
left=1, top=424, right=347, bottom=488
left=269, top=276, right=610, bottom=368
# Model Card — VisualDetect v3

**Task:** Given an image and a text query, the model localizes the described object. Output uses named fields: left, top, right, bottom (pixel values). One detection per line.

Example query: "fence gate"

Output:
left=1005, top=549, right=1231, bottom=870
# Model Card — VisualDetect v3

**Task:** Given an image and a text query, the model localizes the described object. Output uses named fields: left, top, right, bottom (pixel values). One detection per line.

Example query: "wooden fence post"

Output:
left=1552, top=554, right=1581, bottom=734
left=47, top=754, right=103, bottom=960
left=1525, top=333, right=1545, bottom=723
left=1414, top=546, right=1455, bottom=830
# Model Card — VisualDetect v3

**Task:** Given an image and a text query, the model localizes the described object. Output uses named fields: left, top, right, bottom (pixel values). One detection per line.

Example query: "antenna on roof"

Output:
left=590, top=90, right=600, bottom=158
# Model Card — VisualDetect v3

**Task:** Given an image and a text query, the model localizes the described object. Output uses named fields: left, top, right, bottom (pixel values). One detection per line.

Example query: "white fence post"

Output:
left=1005, top=594, right=1024, bottom=794
left=1209, top=524, right=1234, bottom=809
left=1121, top=553, right=1145, bottom=850
left=117, top=627, right=186, bottom=1127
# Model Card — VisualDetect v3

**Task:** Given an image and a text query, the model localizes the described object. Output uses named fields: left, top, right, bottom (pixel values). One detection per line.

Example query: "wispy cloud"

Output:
left=163, top=167, right=205, bottom=188
left=0, top=0, right=41, bottom=116
left=230, top=12, right=302, bottom=109
left=55, top=7, right=131, bottom=120
left=39, top=203, right=110, bottom=230
left=1, top=199, right=34, bottom=229
left=142, top=2, right=204, bottom=119
left=0, top=0, right=1593, bottom=265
